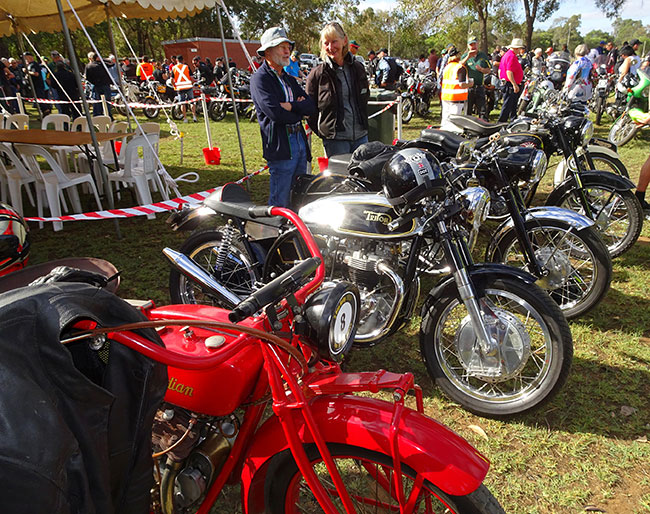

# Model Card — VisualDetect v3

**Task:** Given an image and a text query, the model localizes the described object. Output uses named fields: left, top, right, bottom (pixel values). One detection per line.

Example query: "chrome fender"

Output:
left=554, top=145, right=622, bottom=186
left=485, top=206, right=595, bottom=260
left=240, top=394, right=490, bottom=513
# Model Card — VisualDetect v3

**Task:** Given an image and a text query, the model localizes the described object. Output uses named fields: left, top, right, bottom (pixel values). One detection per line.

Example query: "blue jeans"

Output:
left=323, top=135, right=369, bottom=158
left=267, top=132, right=308, bottom=207
left=92, top=84, right=113, bottom=118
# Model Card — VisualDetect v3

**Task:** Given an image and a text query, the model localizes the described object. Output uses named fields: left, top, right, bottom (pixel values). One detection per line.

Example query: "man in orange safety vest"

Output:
left=171, top=55, right=197, bottom=123
left=440, top=46, right=471, bottom=132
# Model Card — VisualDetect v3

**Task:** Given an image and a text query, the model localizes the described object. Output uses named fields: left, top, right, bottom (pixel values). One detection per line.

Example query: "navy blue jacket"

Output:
left=251, top=60, right=316, bottom=161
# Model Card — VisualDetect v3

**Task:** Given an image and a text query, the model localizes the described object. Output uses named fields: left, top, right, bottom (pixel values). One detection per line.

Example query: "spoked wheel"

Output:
left=266, top=443, right=505, bottom=514
left=168, top=229, right=257, bottom=307
left=208, top=100, right=227, bottom=121
left=554, top=184, right=643, bottom=258
left=171, top=104, right=184, bottom=121
left=420, top=275, right=572, bottom=417
left=608, top=114, right=639, bottom=147
left=401, top=97, right=414, bottom=123
left=569, top=150, right=629, bottom=178
left=489, top=220, right=612, bottom=319
left=142, top=97, right=160, bottom=119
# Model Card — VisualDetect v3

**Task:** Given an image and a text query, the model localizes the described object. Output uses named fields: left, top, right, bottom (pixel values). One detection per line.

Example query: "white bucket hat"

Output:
left=257, top=27, right=294, bottom=57
left=508, top=38, right=526, bottom=49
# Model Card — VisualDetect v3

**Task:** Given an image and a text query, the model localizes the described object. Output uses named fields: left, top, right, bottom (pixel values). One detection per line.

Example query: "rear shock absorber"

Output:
left=213, top=223, right=235, bottom=274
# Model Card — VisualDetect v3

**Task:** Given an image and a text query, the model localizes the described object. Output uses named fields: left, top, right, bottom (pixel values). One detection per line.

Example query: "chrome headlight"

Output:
left=531, top=150, right=547, bottom=183
left=580, top=119, right=594, bottom=147
left=460, top=186, right=491, bottom=251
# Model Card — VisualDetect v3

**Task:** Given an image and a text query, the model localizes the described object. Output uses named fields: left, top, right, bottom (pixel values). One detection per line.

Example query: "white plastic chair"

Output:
left=92, top=115, right=112, bottom=133
left=136, top=122, right=160, bottom=136
left=15, top=144, right=103, bottom=232
left=70, top=117, right=89, bottom=132
left=107, top=135, right=167, bottom=214
left=0, top=143, right=38, bottom=216
left=41, top=113, right=70, bottom=131
left=4, top=114, right=29, bottom=130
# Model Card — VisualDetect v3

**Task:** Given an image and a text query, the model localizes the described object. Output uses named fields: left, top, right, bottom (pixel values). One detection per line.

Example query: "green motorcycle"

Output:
left=608, top=68, right=650, bottom=147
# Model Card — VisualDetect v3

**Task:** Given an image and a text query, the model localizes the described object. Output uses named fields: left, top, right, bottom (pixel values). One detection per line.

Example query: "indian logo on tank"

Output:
left=168, top=377, right=194, bottom=397
left=363, top=210, right=392, bottom=225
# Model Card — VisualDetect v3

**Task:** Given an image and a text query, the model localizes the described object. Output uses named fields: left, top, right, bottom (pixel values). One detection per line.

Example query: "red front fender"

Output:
left=240, top=394, right=490, bottom=513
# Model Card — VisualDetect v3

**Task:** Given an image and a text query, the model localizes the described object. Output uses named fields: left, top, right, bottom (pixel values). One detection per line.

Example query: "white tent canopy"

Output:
left=0, top=0, right=217, bottom=37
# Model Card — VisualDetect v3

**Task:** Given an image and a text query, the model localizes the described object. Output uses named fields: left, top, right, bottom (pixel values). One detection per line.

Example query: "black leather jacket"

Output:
left=0, top=283, right=167, bottom=514
left=306, top=52, right=369, bottom=140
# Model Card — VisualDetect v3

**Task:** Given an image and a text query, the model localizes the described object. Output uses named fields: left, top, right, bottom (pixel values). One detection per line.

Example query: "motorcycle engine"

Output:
left=152, top=407, right=236, bottom=514
left=324, top=237, right=411, bottom=344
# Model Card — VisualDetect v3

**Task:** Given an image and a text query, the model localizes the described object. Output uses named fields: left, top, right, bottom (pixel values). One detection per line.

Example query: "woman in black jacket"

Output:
left=306, top=22, right=369, bottom=157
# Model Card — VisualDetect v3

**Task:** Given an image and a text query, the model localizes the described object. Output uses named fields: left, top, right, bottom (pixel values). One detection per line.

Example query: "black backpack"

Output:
left=386, top=57, right=404, bottom=84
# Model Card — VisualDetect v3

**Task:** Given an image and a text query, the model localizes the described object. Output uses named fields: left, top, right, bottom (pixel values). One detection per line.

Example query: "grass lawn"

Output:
left=19, top=101, right=650, bottom=513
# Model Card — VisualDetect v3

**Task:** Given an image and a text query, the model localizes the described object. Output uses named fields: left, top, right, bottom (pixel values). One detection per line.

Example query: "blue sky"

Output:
left=357, top=0, right=650, bottom=33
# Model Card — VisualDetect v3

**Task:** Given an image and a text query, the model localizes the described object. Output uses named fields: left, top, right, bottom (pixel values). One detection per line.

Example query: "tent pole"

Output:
left=55, top=0, right=121, bottom=239
left=12, top=23, right=44, bottom=121
left=105, top=6, right=132, bottom=131
left=216, top=4, right=248, bottom=186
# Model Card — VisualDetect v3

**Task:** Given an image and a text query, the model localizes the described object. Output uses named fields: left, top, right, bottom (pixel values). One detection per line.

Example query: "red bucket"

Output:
left=317, top=157, right=329, bottom=172
left=203, top=147, right=221, bottom=165
left=114, top=141, right=122, bottom=154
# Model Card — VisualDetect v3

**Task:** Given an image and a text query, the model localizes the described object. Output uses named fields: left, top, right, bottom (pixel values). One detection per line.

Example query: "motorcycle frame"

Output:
left=84, top=206, right=490, bottom=513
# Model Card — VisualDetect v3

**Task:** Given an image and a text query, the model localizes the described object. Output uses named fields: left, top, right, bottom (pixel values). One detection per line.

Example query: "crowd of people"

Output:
left=2, top=28, right=650, bottom=210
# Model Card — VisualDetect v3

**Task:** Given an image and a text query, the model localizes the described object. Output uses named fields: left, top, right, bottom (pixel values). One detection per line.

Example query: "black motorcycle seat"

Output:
left=204, top=183, right=283, bottom=227
left=447, top=115, right=507, bottom=136
left=419, top=129, right=468, bottom=155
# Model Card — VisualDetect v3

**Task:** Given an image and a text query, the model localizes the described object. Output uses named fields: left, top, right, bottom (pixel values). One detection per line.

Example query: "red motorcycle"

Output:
left=69, top=206, right=503, bottom=513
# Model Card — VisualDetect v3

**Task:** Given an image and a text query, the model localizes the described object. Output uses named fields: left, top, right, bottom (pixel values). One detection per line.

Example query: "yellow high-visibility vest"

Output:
left=441, top=62, right=468, bottom=102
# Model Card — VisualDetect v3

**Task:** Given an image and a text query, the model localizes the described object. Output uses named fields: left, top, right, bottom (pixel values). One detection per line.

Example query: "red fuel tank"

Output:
left=150, top=305, right=265, bottom=416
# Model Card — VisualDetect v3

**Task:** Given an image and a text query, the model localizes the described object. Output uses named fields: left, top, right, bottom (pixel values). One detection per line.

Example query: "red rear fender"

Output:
left=240, top=395, right=489, bottom=513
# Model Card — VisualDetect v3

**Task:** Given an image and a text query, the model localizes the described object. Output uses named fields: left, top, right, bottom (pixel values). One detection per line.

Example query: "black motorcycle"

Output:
left=166, top=148, right=573, bottom=418
left=427, top=112, right=642, bottom=258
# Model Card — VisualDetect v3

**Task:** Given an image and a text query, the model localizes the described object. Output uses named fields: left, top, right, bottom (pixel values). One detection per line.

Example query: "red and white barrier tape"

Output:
left=367, top=99, right=398, bottom=119
left=23, top=165, right=270, bottom=223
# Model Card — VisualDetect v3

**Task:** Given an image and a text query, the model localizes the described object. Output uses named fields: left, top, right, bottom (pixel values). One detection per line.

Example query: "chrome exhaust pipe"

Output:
left=163, top=248, right=242, bottom=307
left=354, top=261, right=405, bottom=344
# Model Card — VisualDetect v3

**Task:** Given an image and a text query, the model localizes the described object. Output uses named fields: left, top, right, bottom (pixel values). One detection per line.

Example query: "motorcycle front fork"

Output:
left=437, top=221, right=499, bottom=358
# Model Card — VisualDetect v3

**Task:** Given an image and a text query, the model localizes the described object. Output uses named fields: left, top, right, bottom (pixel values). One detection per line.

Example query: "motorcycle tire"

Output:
left=608, top=115, right=639, bottom=147
left=551, top=182, right=643, bottom=258
left=420, top=275, right=572, bottom=417
left=142, top=97, right=160, bottom=119
left=171, top=104, right=184, bottom=121
left=575, top=150, right=629, bottom=178
left=265, top=443, right=506, bottom=514
left=594, top=96, right=605, bottom=125
left=401, top=97, right=414, bottom=123
left=488, top=220, right=612, bottom=320
left=208, top=100, right=227, bottom=121
left=168, top=229, right=256, bottom=307
left=115, top=100, right=128, bottom=117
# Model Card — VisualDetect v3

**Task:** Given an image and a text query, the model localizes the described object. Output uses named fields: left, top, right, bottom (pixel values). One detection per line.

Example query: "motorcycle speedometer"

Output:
left=303, top=282, right=360, bottom=362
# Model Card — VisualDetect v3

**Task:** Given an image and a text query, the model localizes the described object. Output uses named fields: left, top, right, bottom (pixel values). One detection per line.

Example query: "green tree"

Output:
left=583, top=29, right=612, bottom=49
left=521, top=0, right=561, bottom=50
left=612, top=18, right=650, bottom=46
left=548, top=14, right=582, bottom=50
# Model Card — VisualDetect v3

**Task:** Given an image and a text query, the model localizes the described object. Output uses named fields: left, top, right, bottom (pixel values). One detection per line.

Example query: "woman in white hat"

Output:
left=498, top=38, right=525, bottom=122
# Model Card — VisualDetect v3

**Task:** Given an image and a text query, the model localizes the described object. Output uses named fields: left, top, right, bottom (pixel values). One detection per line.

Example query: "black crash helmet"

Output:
left=382, top=148, right=445, bottom=206
left=0, top=203, right=30, bottom=276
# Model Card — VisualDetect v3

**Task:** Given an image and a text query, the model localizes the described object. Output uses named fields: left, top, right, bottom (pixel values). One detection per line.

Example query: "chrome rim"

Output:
left=434, top=288, right=553, bottom=404
left=501, top=225, right=598, bottom=312
left=178, top=241, right=255, bottom=306
left=560, top=187, right=631, bottom=254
